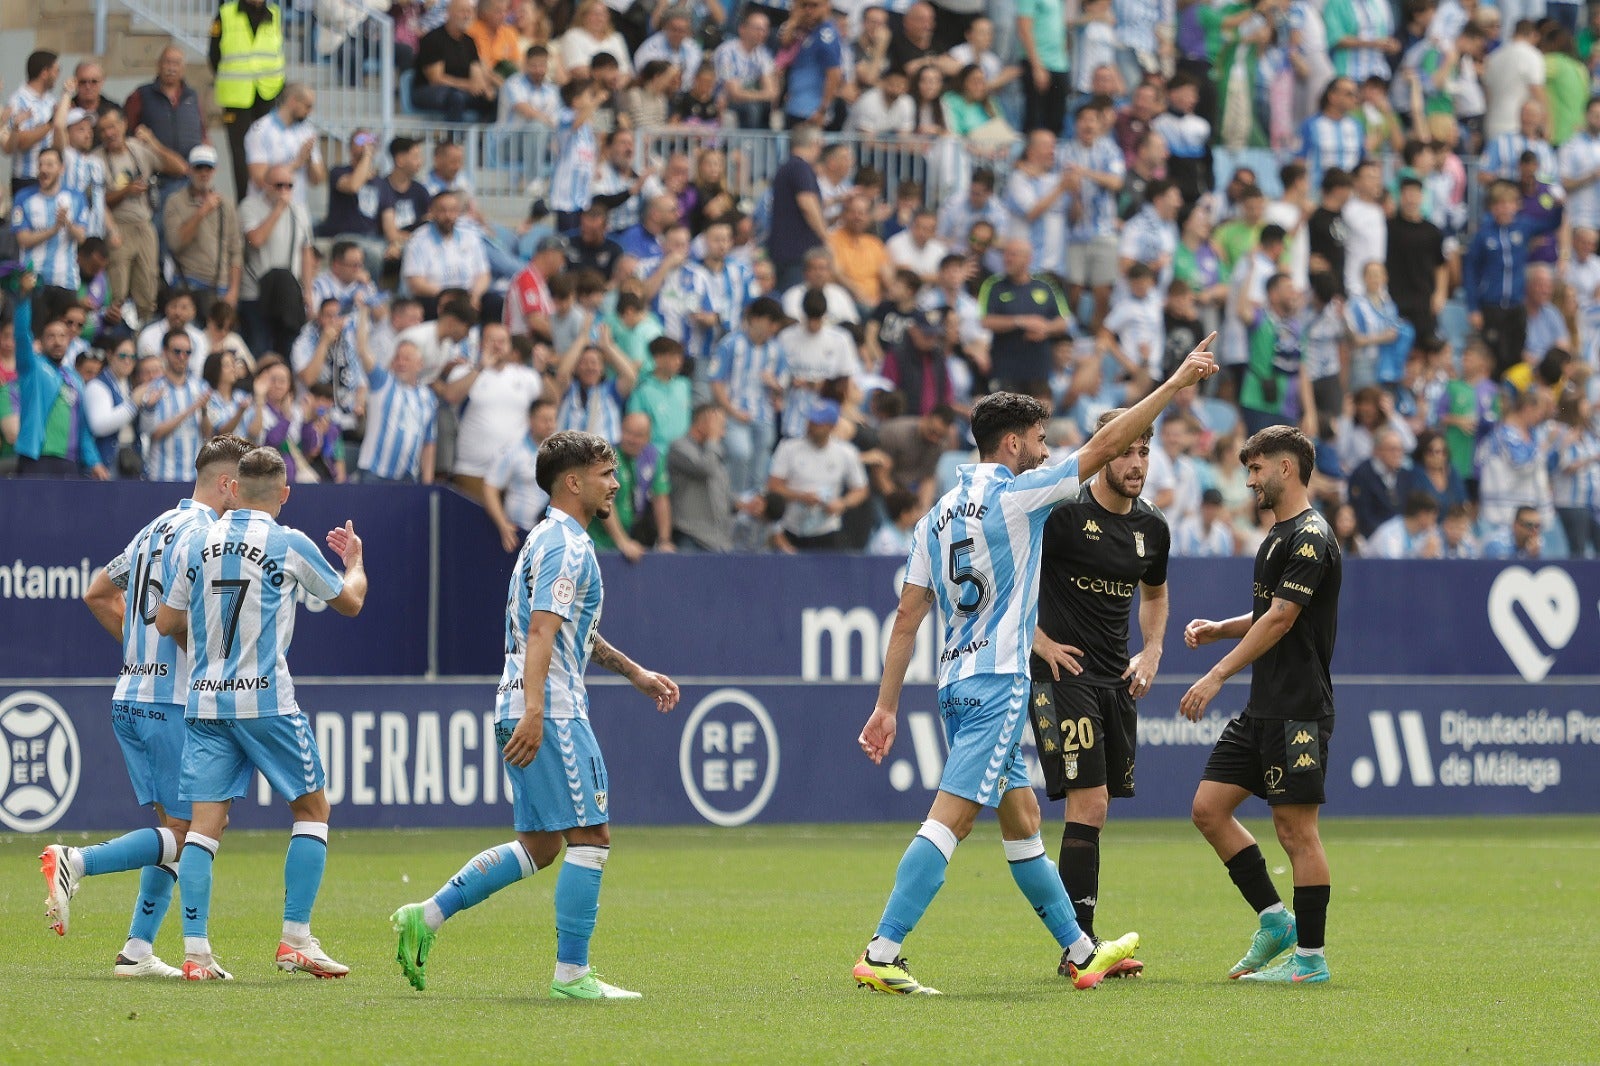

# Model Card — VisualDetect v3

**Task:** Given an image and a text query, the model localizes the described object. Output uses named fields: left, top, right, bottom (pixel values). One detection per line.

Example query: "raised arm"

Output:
left=323, top=520, right=367, bottom=617
left=1074, top=333, right=1218, bottom=481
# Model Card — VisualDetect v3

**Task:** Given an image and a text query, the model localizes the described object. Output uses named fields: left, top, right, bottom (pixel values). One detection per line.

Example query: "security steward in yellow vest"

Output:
left=210, top=0, right=286, bottom=201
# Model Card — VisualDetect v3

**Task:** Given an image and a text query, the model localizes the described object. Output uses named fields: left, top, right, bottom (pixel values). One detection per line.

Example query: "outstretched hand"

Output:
left=326, top=520, right=362, bottom=568
left=631, top=669, right=680, bottom=713
left=1170, top=332, right=1220, bottom=389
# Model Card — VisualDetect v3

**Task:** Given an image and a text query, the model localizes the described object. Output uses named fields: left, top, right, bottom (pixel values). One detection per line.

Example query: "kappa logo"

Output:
left=1487, top=566, right=1579, bottom=683
left=1295, top=542, right=1318, bottom=560
left=1134, top=531, right=1145, bottom=558
left=1083, top=520, right=1102, bottom=535
left=1041, top=737, right=1057, bottom=753
left=1034, top=691, right=1049, bottom=707
left=1293, top=753, right=1317, bottom=769
left=1291, top=729, right=1314, bottom=745
left=0, top=691, right=81, bottom=833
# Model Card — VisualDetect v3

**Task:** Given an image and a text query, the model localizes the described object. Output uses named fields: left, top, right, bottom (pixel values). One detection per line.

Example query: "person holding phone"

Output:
left=319, top=128, right=386, bottom=279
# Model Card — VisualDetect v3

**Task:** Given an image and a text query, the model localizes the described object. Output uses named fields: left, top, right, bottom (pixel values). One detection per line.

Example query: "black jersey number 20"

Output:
left=947, top=537, right=991, bottom=616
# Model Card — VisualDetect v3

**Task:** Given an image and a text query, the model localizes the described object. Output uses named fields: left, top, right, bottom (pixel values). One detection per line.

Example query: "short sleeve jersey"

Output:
left=1031, top=485, right=1171, bottom=686
left=104, top=499, right=219, bottom=704
left=1246, top=507, right=1341, bottom=721
left=163, top=509, right=345, bottom=720
left=496, top=508, right=603, bottom=724
left=906, top=452, right=1085, bottom=688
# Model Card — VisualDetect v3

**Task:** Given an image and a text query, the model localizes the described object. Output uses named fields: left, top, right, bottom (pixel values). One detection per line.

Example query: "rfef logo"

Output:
left=678, top=689, right=779, bottom=827
left=0, top=691, right=81, bottom=832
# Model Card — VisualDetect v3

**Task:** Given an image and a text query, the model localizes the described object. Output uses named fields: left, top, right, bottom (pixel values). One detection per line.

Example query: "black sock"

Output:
left=1224, top=844, right=1282, bottom=915
left=1058, top=822, right=1100, bottom=941
left=1294, top=885, right=1330, bottom=951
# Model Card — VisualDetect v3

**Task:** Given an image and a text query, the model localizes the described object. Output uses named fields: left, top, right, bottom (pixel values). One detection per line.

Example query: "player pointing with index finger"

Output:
left=853, top=333, right=1217, bottom=996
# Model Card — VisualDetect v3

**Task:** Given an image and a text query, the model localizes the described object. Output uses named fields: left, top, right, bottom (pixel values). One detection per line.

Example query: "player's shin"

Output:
left=81, top=826, right=178, bottom=877
left=428, top=842, right=538, bottom=929
left=1293, top=884, right=1329, bottom=956
left=1225, top=844, right=1284, bottom=916
left=282, top=821, right=329, bottom=939
left=1058, top=822, right=1101, bottom=941
left=123, top=862, right=179, bottom=960
left=1006, top=834, right=1092, bottom=961
left=178, top=834, right=220, bottom=957
left=553, top=845, right=608, bottom=982
left=869, top=821, right=958, bottom=963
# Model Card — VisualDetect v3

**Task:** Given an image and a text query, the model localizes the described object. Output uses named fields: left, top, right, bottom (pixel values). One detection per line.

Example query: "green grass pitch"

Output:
left=4, top=817, right=1594, bottom=1064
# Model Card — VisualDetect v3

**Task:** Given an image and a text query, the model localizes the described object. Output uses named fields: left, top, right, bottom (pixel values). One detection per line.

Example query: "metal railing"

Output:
left=95, top=0, right=212, bottom=57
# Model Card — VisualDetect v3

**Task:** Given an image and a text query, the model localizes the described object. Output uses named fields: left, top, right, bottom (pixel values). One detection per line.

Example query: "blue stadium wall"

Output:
left=2, top=481, right=1598, bottom=832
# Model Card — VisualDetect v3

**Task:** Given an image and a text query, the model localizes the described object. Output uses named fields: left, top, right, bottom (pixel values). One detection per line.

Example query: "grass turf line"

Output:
left=4, top=817, right=1593, bottom=1064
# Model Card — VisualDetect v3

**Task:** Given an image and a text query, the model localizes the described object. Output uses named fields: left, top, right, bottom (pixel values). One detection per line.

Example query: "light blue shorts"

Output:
left=495, top=717, right=610, bottom=833
left=179, top=713, right=326, bottom=803
left=936, top=673, right=1031, bottom=808
left=111, top=700, right=190, bottom=820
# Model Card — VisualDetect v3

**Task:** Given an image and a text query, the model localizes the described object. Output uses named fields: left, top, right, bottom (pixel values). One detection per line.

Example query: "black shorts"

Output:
left=1028, top=680, right=1137, bottom=802
left=1202, top=715, right=1334, bottom=806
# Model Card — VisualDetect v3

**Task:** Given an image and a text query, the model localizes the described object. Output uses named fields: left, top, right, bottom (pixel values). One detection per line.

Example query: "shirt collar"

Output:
left=179, top=498, right=220, bottom=521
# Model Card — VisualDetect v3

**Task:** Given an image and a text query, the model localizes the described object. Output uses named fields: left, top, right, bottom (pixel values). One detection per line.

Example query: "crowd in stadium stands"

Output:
left=7, top=0, right=1600, bottom=558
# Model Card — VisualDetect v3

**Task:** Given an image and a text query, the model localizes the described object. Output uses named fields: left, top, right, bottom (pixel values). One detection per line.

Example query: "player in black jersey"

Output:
left=1180, top=426, right=1340, bottom=985
left=1030, top=409, right=1171, bottom=979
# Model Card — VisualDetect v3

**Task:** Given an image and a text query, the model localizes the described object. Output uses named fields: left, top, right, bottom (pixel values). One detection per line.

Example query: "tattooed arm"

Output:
left=593, top=632, right=681, bottom=713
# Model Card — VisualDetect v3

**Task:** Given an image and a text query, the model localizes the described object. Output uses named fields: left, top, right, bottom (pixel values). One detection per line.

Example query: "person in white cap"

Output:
left=163, top=144, right=243, bottom=311
left=51, top=88, right=115, bottom=244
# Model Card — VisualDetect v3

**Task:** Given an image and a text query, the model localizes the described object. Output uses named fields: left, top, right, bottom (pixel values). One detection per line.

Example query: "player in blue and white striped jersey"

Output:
left=155, top=447, right=367, bottom=981
left=391, top=431, right=680, bottom=1001
left=139, top=329, right=213, bottom=482
left=47, top=435, right=253, bottom=978
left=354, top=310, right=438, bottom=483
left=55, top=106, right=110, bottom=239
left=11, top=149, right=89, bottom=291
left=851, top=334, right=1219, bottom=996
left=547, top=80, right=604, bottom=227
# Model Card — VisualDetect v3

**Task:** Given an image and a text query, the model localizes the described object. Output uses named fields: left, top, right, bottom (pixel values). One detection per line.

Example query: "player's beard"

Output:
left=1253, top=475, right=1282, bottom=512
left=1104, top=464, right=1144, bottom=499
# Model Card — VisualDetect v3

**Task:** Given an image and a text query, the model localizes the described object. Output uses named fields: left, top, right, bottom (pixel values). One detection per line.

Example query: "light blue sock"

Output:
left=874, top=822, right=958, bottom=944
left=81, top=826, right=172, bottom=877
left=554, top=846, right=608, bottom=968
left=432, top=842, right=536, bottom=921
left=178, top=836, right=218, bottom=940
left=283, top=822, right=329, bottom=925
left=1006, top=835, right=1084, bottom=949
left=126, top=863, right=177, bottom=946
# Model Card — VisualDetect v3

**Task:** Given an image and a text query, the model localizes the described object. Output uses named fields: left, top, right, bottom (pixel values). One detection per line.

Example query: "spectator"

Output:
left=1307, top=166, right=1353, bottom=283
left=317, top=130, right=385, bottom=276
left=312, top=240, right=378, bottom=314
left=1154, top=72, right=1212, bottom=203
left=882, top=308, right=955, bottom=416
left=603, top=289, right=665, bottom=371
left=781, top=248, right=860, bottom=327
left=1236, top=270, right=1307, bottom=435
left=1346, top=259, right=1403, bottom=390
left=565, top=203, right=624, bottom=277
left=591, top=409, right=674, bottom=558
left=469, top=0, right=523, bottom=92
left=1550, top=383, right=1600, bottom=556
left=1348, top=426, right=1417, bottom=536
left=10, top=148, right=89, bottom=298
left=483, top=396, right=557, bottom=550
left=211, top=0, right=287, bottom=201
left=695, top=219, right=754, bottom=342
left=243, top=83, right=325, bottom=204
left=1560, top=98, right=1600, bottom=235
left=1120, top=130, right=1171, bottom=222
left=1482, top=19, right=1547, bottom=140
left=139, top=326, right=213, bottom=482
left=828, top=194, right=892, bottom=311
left=768, top=125, right=830, bottom=290
left=451, top=318, right=549, bottom=495
left=543, top=79, right=604, bottom=233
left=200, top=346, right=251, bottom=436
left=936, top=169, right=1005, bottom=253
left=1439, top=502, right=1481, bottom=558
left=499, top=45, right=561, bottom=129
left=1465, top=181, right=1562, bottom=377
left=849, top=66, right=915, bottom=137
left=66, top=61, right=116, bottom=143
left=376, top=136, right=433, bottom=267
left=978, top=237, right=1070, bottom=398
left=777, top=287, right=861, bottom=436
left=864, top=268, right=922, bottom=368
left=9, top=284, right=107, bottom=479
left=554, top=335, right=637, bottom=441
left=415, top=0, right=497, bottom=122
left=716, top=9, right=779, bottom=130
left=1059, top=101, right=1127, bottom=328
left=97, top=108, right=184, bottom=324
left=617, top=193, right=677, bottom=267
left=1119, top=178, right=1182, bottom=294
left=1482, top=505, right=1545, bottom=558
left=505, top=234, right=568, bottom=341
left=1173, top=487, right=1237, bottom=556
left=625, top=59, right=677, bottom=130
left=885, top=207, right=949, bottom=286
left=1015, top=0, right=1068, bottom=134
left=290, top=298, right=364, bottom=431
left=628, top=335, right=693, bottom=449
left=1099, top=261, right=1164, bottom=389
left=51, top=100, right=111, bottom=246
left=1521, top=264, right=1570, bottom=370
left=877, top=404, right=955, bottom=510
left=767, top=399, right=870, bottom=550
left=1002, top=129, right=1072, bottom=277
left=401, top=190, right=490, bottom=312
left=867, top=488, right=920, bottom=555
left=1340, top=159, right=1387, bottom=298
left=589, top=129, right=646, bottom=237
left=709, top=295, right=785, bottom=497
left=203, top=300, right=255, bottom=371
left=637, top=7, right=704, bottom=80
left=1386, top=176, right=1448, bottom=343
left=238, top=163, right=316, bottom=359
left=346, top=324, right=437, bottom=485
left=1482, top=100, right=1557, bottom=186
left=1366, top=490, right=1444, bottom=557
left=163, top=145, right=242, bottom=310
left=136, top=290, right=208, bottom=375
left=7, top=51, right=62, bottom=200
left=669, top=402, right=734, bottom=551
left=1413, top=426, right=1468, bottom=513
left=240, top=355, right=312, bottom=479
left=1115, top=81, right=1166, bottom=168
left=778, top=0, right=844, bottom=129
left=1296, top=77, right=1364, bottom=192
left=557, top=1, right=634, bottom=79
left=815, top=144, right=856, bottom=224
left=122, top=46, right=206, bottom=216
left=940, top=64, right=1004, bottom=140
left=1324, top=0, right=1399, bottom=85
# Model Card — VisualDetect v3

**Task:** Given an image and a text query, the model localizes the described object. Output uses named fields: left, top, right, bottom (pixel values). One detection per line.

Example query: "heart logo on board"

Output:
left=1487, top=566, right=1579, bottom=682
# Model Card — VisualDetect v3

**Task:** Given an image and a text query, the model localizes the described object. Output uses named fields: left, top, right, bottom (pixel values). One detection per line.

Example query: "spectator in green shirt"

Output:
left=1240, top=271, right=1311, bottom=435
left=627, top=335, right=692, bottom=451
left=1213, top=183, right=1268, bottom=276
left=604, top=290, right=665, bottom=372
left=1542, top=24, right=1591, bottom=146
left=589, top=410, right=674, bottom=559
